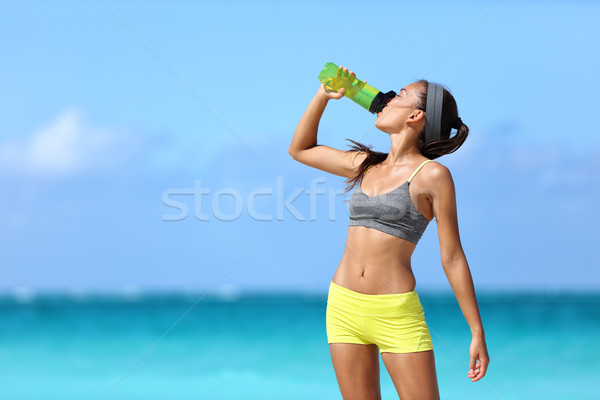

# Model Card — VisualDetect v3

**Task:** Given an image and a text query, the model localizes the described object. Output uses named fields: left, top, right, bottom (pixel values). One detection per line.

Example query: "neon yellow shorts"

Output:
left=326, top=281, right=433, bottom=354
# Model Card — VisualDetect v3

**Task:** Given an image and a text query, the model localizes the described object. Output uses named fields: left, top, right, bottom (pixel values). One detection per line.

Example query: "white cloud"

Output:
left=0, top=108, right=139, bottom=177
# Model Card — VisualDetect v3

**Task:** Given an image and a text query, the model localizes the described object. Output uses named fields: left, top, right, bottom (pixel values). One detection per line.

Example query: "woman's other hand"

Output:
left=467, top=335, right=490, bottom=382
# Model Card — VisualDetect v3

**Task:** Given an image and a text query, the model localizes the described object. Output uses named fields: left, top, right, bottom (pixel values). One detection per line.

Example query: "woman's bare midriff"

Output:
left=332, top=226, right=418, bottom=295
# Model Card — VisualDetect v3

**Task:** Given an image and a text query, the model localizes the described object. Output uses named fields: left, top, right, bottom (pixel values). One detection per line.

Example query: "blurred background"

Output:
left=1, top=1, right=599, bottom=399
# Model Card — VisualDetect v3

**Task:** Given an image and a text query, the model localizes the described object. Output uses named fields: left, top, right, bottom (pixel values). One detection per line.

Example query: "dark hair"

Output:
left=342, top=79, right=468, bottom=193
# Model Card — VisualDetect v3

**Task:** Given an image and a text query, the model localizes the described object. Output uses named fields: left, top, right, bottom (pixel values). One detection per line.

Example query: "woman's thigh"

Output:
left=329, top=343, right=381, bottom=400
left=381, top=349, right=440, bottom=400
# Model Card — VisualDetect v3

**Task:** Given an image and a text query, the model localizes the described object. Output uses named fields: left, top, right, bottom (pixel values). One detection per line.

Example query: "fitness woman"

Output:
left=288, top=66, right=489, bottom=399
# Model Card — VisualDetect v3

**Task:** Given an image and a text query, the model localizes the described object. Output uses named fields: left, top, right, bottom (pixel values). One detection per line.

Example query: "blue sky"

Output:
left=1, top=1, right=599, bottom=295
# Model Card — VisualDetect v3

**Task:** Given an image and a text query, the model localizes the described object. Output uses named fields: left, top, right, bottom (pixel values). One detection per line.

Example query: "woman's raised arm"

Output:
left=288, top=68, right=367, bottom=178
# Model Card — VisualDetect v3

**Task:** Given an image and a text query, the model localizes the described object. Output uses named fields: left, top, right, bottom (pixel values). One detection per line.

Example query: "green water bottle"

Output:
left=318, top=62, right=396, bottom=114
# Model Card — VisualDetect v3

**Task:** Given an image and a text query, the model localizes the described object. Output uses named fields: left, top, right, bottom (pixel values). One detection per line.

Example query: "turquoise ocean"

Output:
left=1, top=288, right=598, bottom=400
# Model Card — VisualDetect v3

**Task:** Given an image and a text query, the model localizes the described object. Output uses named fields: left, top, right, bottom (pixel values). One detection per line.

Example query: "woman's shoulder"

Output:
left=421, top=159, right=453, bottom=186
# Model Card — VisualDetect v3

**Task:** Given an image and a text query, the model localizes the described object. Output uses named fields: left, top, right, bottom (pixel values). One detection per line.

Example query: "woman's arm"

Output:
left=429, top=163, right=490, bottom=382
left=288, top=68, right=367, bottom=178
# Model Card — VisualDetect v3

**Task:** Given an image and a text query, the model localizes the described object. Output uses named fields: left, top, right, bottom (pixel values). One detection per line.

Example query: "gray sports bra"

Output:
left=348, top=159, right=433, bottom=244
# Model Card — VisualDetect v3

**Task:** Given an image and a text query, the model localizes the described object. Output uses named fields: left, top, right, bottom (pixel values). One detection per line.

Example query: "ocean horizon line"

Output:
left=1, top=284, right=599, bottom=305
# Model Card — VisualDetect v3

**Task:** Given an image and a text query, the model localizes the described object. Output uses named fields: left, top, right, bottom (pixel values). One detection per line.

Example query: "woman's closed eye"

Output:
left=396, top=88, right=407, bottom=98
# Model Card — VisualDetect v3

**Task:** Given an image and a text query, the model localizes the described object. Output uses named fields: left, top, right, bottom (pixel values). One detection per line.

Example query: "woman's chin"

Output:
left=374, top=120, right=390, bottom=133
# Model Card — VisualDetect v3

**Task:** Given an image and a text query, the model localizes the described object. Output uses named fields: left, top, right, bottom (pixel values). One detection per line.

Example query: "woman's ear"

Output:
left=408, top=110, right=425, bottom=123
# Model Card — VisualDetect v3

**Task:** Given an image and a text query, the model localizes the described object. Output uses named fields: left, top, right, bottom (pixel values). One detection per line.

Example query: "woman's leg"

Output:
left=380, top=349, right=440, bottom=400
left=329, top=343, right=382, bottom=400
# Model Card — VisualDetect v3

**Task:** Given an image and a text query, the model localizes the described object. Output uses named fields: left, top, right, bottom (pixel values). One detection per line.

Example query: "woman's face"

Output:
left=374, top=82, right=425, bottom=134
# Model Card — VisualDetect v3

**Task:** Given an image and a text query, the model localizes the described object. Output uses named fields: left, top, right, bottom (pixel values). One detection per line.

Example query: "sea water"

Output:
left=0, top=289, right=598, bottom=400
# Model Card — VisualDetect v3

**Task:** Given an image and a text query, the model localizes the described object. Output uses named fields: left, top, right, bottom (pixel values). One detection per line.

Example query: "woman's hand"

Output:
left=467, top=335, right=489, bottom=382
left=317, top=66, right=366, bottom=101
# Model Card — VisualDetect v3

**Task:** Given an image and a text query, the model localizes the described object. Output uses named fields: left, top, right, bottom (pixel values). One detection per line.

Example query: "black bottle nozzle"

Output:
left=369, top=90, right=397, bottom=114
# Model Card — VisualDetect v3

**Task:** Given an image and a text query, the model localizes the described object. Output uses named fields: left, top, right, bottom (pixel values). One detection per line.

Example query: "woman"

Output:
left=288, top=66, right=489, bottom=400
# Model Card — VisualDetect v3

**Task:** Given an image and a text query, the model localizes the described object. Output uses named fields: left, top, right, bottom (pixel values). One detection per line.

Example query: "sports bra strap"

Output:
left=407, top=160, right=433, bottom=182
